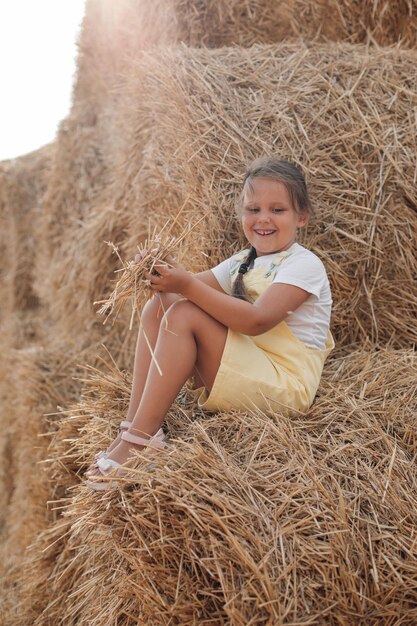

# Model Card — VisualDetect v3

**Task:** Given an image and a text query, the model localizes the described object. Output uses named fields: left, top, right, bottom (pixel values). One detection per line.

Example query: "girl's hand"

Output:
left=145, top=257, right=192, bottom=295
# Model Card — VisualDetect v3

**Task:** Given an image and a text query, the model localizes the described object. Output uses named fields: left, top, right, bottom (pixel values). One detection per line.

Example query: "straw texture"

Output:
left=0, top=341, right=113, bottom=617
left=6, top=346, right=416, bottom=625
left=0, top=145, right=53, bottom=344
left=1, top=2, right=416, bottom=624
left=120, top=43, right=417, bottom=349
left=26, top=43, right=417, bottom=357
left=175, top=0, right=417, bottom=47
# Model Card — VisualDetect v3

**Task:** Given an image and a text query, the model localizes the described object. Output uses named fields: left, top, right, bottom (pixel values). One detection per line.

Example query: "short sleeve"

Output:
left=210, top=257, right=233, bottom=294
left=210, top=250, right=249, bottom=295
left=272, top=252, right=327, bottom=299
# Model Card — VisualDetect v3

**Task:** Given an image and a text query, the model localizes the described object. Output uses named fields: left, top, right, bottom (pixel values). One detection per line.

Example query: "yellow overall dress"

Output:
left=197, top=249, right=335, bottom=415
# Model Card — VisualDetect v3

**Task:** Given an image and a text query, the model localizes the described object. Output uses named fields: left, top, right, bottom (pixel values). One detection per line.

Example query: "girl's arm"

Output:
left=195, top=270, right=227, bottom=293
left=148, top=263, right=309, bottom=336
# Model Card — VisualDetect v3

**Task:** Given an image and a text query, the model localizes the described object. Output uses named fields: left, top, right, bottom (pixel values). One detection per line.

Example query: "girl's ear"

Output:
left=297, top=213, right=309, bottom=228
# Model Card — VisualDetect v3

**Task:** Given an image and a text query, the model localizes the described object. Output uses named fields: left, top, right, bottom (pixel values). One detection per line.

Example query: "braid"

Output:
left=232, top=246, right=257, bottom=301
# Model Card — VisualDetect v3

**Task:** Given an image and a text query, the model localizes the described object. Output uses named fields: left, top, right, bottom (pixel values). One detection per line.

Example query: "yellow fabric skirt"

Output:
left=196, top=327, right=311, bottom=415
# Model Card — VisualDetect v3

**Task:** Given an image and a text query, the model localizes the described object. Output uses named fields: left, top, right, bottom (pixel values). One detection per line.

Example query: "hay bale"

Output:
left=171, top=0, right=417, bottom=48
left=0, top=146, right=53, bottom=311
left=31, top=44, right=417, bottom=354
left=75, top=0, right=417, bottom=96
left=30, top=105, right=132, bottom=360
left=0, top=145, right=53, bottom=344
left=117, top=43, right=416, bottom=349
left=7, top=346, right=416, bottom=625
left=1, top=3, right=415, bottom=624
left=33, top=2, right=415, bottom=354
left=0, top=340, right=109, bottom=622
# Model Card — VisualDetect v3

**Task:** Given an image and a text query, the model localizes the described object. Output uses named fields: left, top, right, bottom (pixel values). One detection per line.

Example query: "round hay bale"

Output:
left=116, top=43, right=417, bottom=349
left=0, top=340, right=110, bottom=622
left=7, top=347, right=416, bottom=625
left=0, top=145, right=52, bottom=336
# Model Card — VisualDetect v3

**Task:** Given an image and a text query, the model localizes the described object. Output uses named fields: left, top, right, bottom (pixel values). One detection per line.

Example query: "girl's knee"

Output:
left=161, top=299, right=200, bottom=328
left=141, top=295, right=161, bottom=322
left=142, top=293, right=181, bottom=323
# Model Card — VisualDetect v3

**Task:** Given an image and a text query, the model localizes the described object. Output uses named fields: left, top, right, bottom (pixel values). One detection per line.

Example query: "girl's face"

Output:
left=240, top=177, right=307, bottom=256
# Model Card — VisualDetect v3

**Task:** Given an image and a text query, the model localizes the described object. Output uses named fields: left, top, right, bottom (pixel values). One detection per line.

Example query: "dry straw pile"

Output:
left=0, top=145, right=53, bottom=343
left=1, top=0, right=417, bottom=624
left=8, top=347, right=417, bottom=624
left=28, top=44, right=417, bottom=357
left=119, top=43, right=417, bottom=349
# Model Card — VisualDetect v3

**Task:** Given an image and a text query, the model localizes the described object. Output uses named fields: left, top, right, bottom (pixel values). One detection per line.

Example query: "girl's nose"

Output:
left=257, top=213, right=271, bottom=223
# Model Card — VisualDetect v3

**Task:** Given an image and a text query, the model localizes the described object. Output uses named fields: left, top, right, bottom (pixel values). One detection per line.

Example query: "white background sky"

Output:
left=0, top=0, right=86, bottom=161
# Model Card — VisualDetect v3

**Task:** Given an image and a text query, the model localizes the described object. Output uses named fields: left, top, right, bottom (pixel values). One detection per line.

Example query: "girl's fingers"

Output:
left=153, top=263, right=169, bottom=275
left=145, top=270, right=164, bottom=283
left=165, top=255, right=178, bottom=268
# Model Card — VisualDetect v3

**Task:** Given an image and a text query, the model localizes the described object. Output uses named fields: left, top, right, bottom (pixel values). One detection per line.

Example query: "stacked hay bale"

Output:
left=119, top=43, right=417, bottom=349
left=10, top=347, right=417, bottom=624
left=73, top=0, right=417, bottom=63
left=5, top=41, right=417, bottom=624
left=31, top=42, right=417, bottom=355
left=0, top=147, right=59, bottom=591
left=0, top=341, right=119, bottom=623
left=1, top=0, right=416, bottom=624
left=0, top=145, right=53, bottom=344
left=32, top=0, right=417, bottom=362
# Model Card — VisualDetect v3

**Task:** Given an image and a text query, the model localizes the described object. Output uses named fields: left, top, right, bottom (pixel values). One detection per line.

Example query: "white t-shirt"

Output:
left=210, top=242, right=332, bottom=350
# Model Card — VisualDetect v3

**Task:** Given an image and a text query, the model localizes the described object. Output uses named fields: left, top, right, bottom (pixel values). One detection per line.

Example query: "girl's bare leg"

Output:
left=96, top=299, right=227, bottom=468
left=127, top=295, right=205, bottom=419
left=126, top=293, right=183, bottom=421
left=88, top=294, right=182, bottom=471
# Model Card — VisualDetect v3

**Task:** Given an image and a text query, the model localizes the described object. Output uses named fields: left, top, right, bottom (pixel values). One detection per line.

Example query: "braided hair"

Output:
left=232, top=246, right=258, bottom=300
left=232, top=157, right=312, bottom=302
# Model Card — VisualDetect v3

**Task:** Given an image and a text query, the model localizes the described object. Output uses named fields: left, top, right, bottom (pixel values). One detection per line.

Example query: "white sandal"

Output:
left=87, top=420, right=163, bottom=473
left=93, top=420, right=132, bottom=461
left=85, top=420, right=132, bottom=477
left=86, top=429, right=167, bottom=491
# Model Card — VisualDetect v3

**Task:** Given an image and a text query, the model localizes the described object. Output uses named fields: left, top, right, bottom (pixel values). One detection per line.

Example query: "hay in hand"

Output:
left=94, top=216, right=198, bottom=329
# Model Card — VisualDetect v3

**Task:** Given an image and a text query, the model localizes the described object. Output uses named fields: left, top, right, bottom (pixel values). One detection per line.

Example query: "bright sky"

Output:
left=0, top=0, right=86, bottom=161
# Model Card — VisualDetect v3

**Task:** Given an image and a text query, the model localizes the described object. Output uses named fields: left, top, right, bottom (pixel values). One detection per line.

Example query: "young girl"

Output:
left=86, top=157, right=334, bottom=489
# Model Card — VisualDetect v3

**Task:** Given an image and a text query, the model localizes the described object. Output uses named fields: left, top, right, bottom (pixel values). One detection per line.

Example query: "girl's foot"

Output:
left=86, top=429, right=166, bottom=491
left=87, top=439, right=147, bottom=478
left=86, top=430, right=166, bottom=487
left=85, top=419, right=133, bottom=476
left=87, top=427, right=164, bottom=477
left=102, top=427, right=128, bottom=455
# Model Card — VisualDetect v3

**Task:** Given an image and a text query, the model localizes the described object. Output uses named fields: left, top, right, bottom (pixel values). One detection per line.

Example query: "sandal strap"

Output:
left=121, top=430, right=166, bottom=449
left=120, top=422, right=164, bottom=439
left=97, top=456, right=121, bottom=475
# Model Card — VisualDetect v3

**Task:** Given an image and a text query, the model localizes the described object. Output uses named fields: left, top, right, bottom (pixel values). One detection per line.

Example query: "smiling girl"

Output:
left=86, top=157, right=334, bottom=490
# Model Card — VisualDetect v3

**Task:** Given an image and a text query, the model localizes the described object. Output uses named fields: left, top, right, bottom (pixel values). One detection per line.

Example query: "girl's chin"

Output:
left=255, top=248, right=280, bottom=256
left=252, top=241, right=282, bottom=255
left=250, top=237, right=295, bottom=255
